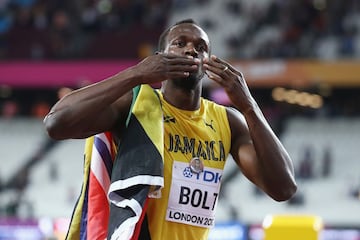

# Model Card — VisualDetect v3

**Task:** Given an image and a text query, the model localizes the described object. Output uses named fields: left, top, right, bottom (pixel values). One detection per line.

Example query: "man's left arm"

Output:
left=203, top=55, right=297, bottom=201
left=227, top=106, right=297, bottom=201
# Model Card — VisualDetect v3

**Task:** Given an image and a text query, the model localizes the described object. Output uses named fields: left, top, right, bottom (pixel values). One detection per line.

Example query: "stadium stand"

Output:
left=1, top=0, right=360, bottom=239
left=216, top=117, right=360, bottom=226
left=0, top=118, right=84, bottom=219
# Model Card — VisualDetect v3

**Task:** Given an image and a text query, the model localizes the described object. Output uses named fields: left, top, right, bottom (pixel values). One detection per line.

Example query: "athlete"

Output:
left=44, top=19, right=297, bottom=240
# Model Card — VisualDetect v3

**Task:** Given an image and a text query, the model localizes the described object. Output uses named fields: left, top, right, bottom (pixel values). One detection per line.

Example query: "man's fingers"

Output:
left=175, top=58, right=200, bottom=66
left=162, top=55, right=200, bottom=74
left=209, top=55, right=242, bottom=76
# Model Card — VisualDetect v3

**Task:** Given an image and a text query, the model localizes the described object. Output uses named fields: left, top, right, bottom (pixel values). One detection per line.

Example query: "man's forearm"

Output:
left=243, top=104, right=297, bottom=201
left=44, top=67, right=140, bottom=139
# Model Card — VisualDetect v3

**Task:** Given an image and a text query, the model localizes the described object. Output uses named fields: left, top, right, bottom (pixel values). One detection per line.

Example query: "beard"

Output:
left=172, top=67, right=205, bottom=90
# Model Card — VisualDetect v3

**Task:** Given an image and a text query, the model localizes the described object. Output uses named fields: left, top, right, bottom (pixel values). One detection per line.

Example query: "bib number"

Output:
left=166, top=161, right=222, bottom=228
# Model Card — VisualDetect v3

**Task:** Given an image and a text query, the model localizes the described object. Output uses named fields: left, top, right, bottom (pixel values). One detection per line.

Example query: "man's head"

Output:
left=158, top=19, right=210, bottom=53
left=158, top=19, right=211, bottom=89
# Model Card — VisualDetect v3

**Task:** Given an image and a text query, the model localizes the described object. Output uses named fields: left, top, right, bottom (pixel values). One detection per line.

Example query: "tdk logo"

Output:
left=197, top=171, right=222, bottom=183
left=183, top=167, right=193, bottom=178
left=182, top=167, right=221, bottom=184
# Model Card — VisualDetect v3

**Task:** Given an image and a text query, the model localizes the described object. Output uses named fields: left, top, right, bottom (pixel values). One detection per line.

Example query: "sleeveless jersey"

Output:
left=144, top=91, right=232, bottom=240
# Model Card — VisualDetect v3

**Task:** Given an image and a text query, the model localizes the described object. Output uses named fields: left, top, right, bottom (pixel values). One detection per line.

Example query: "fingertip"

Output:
left=205, top=70, right=214, bottom=79
left=211, top=55, right=217, bottom=60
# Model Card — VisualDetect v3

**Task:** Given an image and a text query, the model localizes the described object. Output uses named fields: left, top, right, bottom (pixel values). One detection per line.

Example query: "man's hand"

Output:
left=203, top=55, right=256, bottom=114
left=134, top=53, right=201, bottom=85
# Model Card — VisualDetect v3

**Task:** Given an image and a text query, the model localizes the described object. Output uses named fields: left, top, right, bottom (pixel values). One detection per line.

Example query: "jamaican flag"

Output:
left=66, top=84, right=164, bottom=240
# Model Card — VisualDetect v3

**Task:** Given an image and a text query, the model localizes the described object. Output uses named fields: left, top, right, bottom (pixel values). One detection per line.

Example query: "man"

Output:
left=44, top=19, right=297, bottom=240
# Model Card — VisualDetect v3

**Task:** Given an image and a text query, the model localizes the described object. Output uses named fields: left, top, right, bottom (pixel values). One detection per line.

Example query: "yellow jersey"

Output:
left=143, top=91, right=232, bottom=240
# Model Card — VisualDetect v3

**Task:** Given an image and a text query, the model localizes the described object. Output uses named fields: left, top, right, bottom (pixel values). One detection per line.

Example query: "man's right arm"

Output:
left=44, top=53, right=199, bottom=140
left=43, top=67, right=140, bottom=140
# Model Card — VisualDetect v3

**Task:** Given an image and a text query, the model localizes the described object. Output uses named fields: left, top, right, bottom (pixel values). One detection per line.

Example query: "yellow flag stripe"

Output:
left=66, top=136, right=94, bottom=240
left=132, top=85, right=164, bottom=160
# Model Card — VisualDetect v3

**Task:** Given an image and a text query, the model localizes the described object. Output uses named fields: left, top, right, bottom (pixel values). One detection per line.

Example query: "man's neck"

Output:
left=161, top=82, right=202, bottom=110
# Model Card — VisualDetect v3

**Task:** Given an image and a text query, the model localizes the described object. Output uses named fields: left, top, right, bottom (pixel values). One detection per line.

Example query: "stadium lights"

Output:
left=271, top=87, right=323, bottom=109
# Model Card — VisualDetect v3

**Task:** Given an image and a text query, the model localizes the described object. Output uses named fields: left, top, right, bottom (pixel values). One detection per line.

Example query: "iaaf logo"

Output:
left=182, top=167, right=222, bottom=184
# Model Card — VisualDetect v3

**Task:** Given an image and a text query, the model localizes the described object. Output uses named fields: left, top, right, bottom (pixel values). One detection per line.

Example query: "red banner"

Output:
left=1, top=60, right=360, bottom=88
left=0, top=61, right=138, bottom=88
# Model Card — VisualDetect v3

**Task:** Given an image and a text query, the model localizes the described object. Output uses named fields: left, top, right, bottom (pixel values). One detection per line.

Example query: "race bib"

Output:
left=166, top=160, right=223, bottom=228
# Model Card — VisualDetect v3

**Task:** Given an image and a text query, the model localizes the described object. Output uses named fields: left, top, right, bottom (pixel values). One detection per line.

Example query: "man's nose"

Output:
left=184, top=43, right=198, bottom=57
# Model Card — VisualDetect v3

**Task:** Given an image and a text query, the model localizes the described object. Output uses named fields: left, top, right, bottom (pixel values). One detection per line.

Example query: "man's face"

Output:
left=164, top=23, right=210, bottom=89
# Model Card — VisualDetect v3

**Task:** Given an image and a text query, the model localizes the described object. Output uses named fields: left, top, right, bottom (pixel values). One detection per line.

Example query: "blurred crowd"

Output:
left=1, top=0, right=360, bottom=120
left=0, top=0, right=360, bottom=60
left=0, top=0, right=169, bottom=59
left=221, top=0, right=360, bottom=60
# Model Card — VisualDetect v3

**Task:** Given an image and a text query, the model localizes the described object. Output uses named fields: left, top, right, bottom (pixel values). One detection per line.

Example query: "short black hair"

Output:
left=157, top=18, right=199, bottom=52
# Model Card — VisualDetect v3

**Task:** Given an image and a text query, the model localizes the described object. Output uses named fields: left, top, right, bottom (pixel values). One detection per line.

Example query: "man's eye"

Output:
left=196, top=45, right=206, bottom=52
left=196, top=45, right=207, bottom=52
left=175, top=41, right=185, bottom=47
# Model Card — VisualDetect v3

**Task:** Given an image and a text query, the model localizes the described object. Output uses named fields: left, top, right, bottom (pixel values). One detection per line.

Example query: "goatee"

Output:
left=173, top=69, right=205, bottom=90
